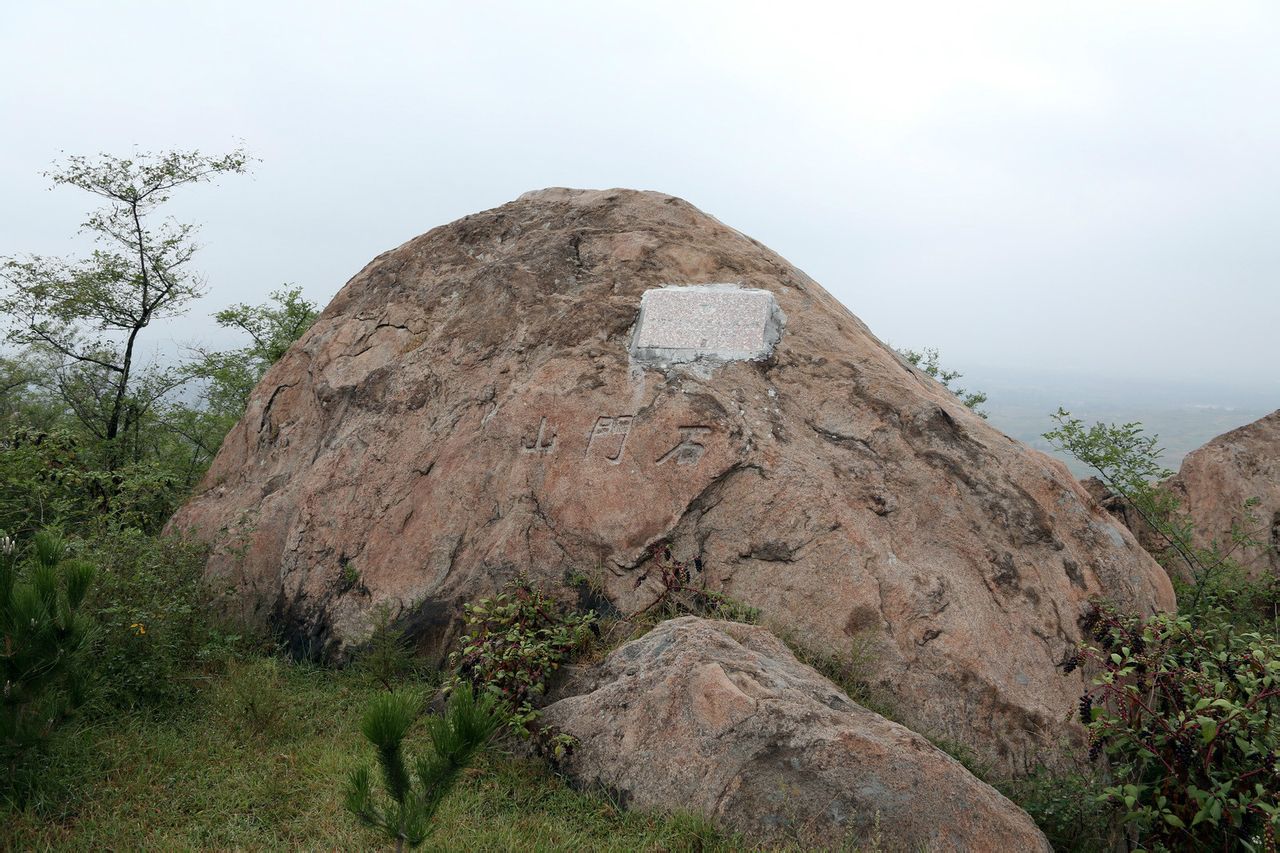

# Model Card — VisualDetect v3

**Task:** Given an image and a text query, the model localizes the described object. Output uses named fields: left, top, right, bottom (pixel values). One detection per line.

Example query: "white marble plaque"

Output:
left=629, top=284, right=784, bottom=366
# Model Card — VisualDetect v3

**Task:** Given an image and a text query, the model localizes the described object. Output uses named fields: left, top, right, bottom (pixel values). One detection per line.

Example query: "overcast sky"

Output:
left=2, top=2, right=1277, bottom=394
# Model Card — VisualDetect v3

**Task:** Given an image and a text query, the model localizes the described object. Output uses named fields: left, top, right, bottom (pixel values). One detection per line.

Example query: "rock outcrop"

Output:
left=1083, top=411, right=1280, bottom=581
left=541, top=617, right=1051, bottom=851
left=167, top=187, right=1174, bottom=771
left=1166, top=410, right=1280, bottom=578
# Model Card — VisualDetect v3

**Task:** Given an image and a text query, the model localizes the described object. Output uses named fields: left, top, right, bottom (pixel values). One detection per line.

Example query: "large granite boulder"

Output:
left=167, top=187, right=1174, bottom=771
left=1083, top=411, right=1280, bottom=581
left=540, top=617, right=1051, bottom=851
left=1167, top=410, right=1280, bottom=578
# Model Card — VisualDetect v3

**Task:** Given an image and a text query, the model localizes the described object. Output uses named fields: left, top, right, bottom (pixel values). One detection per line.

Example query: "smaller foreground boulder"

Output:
left=540, top=617, right=1050, bottom=851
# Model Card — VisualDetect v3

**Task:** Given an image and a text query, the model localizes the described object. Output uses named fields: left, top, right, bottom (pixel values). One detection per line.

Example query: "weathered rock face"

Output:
left=1082, top=411, right=1280, bottom=582
left=1166, top=410, right=1280, bottom=578
left=541, top=617, right=1051, bottom=851
left=1080, top=476, right=1169, bottom=570
left=167, top=187, right=1174, bottom=771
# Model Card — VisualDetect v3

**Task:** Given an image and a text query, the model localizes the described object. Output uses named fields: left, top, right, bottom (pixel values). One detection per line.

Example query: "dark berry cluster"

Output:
left=653, top=543, right=691, bottom=592
left=1173, top=734, right=1195, bottom=770
left=1079, top=693, right=1093, bottom=724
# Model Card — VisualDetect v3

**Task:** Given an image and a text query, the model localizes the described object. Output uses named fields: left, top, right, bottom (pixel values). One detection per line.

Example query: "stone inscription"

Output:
left=520, top=416, right=557, bottom=454
left=519, top=416, right=712, bottom=468
left=586, top=415, right=633, bottom=463
left=655, top=426, right=710, bottom=467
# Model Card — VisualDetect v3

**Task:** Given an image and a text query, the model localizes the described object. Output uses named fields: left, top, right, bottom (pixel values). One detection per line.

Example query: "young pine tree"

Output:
left=0, top=529, right=95, bottom=786
left=345, top=684, right=505, bottom=851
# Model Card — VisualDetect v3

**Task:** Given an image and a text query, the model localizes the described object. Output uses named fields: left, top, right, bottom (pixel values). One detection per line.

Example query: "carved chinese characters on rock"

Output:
left=521, top=416, right=557, bottom=454
left=586, top=416, right=633, bottom=463
left=519, top=415, right=713, bottom=469
left=655, top=426, right=710, bottom=466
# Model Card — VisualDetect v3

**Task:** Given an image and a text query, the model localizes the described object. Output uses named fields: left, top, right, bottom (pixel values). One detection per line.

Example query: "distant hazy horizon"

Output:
left=966, top=361, right=1274, bottom=476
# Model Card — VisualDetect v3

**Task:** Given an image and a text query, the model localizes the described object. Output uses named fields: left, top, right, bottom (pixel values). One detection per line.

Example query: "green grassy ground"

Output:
left=1, top=657, right=738, bottom=852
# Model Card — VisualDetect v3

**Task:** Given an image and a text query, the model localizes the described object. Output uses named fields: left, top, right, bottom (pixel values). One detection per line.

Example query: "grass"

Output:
left=777, top=629, right=898, bottom=723
left=1, top=656, right=740, bottom=851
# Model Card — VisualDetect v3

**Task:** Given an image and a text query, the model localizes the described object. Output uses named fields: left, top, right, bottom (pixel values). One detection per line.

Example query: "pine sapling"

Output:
left=345, top=684, right=504, bottom=851
left=1, top=529, right=95, bottom=788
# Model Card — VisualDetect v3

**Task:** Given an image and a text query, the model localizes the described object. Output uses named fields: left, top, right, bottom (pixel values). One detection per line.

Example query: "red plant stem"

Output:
left=1104, top=680, right=1177, bottom=737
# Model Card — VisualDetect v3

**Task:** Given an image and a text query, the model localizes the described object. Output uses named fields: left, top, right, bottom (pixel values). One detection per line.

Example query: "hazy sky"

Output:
left=2, top=2, right=1277, bottom=392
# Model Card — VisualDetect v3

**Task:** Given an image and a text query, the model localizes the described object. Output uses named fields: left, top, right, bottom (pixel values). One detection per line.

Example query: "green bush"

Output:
left=1044, top=410, right=1276, bottom=626
left=81, top=528, right=239, bottom=710
left=1073, top=602, right=1280, bottom=849
left=1174, top=557, right=1280, bottom=638
left=0, top=427, right=198, bottom=540
left=450, top=578, right=595, bottom=738
left=0, top=429, right=94, bottom=538
left=999, top=768, right=1118, bottom=853
left=897, top=346, right=989, bottom=416
left=1, top=529, right=95, bottom=793
left=213, top=657, right=293, bottom=739
left=1043, top=411, right=1280, bottom=849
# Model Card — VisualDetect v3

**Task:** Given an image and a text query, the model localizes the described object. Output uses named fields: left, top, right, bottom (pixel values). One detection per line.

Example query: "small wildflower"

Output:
left=0, top=534, right=14, bottom=556
left=130, top=622, right=147, bottom=636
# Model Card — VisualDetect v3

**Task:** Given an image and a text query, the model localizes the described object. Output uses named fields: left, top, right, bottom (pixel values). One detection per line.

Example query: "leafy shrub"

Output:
left=897, top=346, right=989, bottom=416
left=1045, top=410, right=1276, bottom=625
left=1072, top=602, right=1280, bottom=849
left=998, top=768, right=1118, bottom=853
left=81, top=528, right=239, bottom=710
left=1175, top=556, right=1280, bottom=638
left=1, top=530, right=94, bottom=791
left=346, top=684, right=504, bottom=851
left=0, top=429, right=94, bottom=538
left=450, top=578, right=595, bottom=738
left=0, top=427, right=196, bottom=540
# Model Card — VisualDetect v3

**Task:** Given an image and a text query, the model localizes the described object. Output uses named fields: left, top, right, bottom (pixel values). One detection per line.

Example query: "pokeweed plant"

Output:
left=448, top=577, right=595, bottom=749
left=1072, top=602, right=1280, bottom=850
left=633, top=543, right=761, bottom=626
